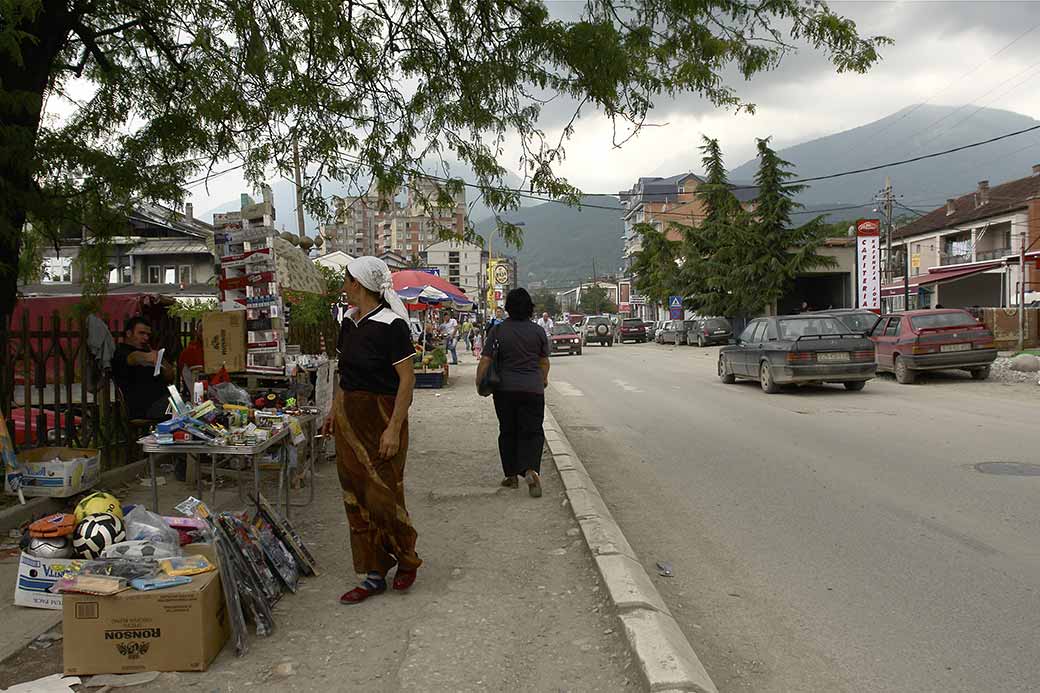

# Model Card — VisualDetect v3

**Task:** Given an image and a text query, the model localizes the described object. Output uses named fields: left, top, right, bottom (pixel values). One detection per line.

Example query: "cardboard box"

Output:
left=5, top=447, right=100, bottom=498
left=203, top=311, right=246, bottom=373
left=63, top=568, right=228, bottom=675
left=13, top=552, right=87, bottom=610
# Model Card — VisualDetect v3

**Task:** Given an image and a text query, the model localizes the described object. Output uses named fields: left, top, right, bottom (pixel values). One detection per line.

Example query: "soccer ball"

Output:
left=72, top=513, right=126, bottom=559
left=27, top=536, right=73, bottom=559
left=74, top=492, right=123, bottom=523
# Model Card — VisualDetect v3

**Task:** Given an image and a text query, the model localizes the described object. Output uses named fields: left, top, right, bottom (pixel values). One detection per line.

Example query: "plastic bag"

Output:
left=102, top=540, right=182, bottom=560
left=208, top=381, right=251, bottom=407
left=79, top=559, right=160, bottom=581
left=124, top=506, right=180, bottom=545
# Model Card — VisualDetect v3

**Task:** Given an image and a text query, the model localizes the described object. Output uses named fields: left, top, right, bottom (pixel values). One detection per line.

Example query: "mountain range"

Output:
left=200, top=105, right=1040, bottom=289
left=479, top=105, right=1040, bottom=287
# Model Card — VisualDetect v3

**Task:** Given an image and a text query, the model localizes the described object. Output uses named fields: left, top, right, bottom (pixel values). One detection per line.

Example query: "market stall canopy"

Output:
left=392, top=270, right=472, bottom=308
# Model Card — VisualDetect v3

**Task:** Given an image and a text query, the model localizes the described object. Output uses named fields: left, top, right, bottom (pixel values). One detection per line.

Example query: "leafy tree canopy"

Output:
left=532, top=288, right=560, bottom=317
left=578, top=284, right=616, bottom=314
left=0, top=0, right=888, bottom=319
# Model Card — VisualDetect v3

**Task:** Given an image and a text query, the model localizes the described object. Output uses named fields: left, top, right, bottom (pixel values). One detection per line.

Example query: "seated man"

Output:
left=112, top=317, right=175, bottom=420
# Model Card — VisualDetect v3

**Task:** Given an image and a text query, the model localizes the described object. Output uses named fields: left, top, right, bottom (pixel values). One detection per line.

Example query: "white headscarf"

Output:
left=347, top=256, right=409, bottom=319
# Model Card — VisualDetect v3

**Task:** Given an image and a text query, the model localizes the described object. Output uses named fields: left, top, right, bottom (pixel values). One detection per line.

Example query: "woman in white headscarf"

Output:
left=332, top=256, right=422, bottom=604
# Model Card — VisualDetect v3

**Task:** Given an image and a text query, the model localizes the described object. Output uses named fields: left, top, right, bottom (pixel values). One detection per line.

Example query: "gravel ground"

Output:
left=990, top=357, right=1040, bottom=384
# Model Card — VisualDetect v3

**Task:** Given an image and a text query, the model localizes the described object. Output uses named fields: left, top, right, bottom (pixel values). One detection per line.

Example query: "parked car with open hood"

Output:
left=868, top=309, right=996, bottom=384
left=718, top=315, right=876, bottom=393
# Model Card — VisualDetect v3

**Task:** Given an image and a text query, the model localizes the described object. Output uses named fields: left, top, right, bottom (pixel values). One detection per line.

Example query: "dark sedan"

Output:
left=718, top=315, right=876, bottom=393
left=549, top=322, right=583, bottom=356
left=687, top=317, right=733, bottom=347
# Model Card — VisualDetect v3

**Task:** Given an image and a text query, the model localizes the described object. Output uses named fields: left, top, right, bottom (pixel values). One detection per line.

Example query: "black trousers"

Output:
left=492, top=391, right=545, bottom=478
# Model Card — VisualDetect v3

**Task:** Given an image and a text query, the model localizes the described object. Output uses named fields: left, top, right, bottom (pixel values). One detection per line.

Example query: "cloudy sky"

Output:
left=185, top=0, right=1040, bottom=214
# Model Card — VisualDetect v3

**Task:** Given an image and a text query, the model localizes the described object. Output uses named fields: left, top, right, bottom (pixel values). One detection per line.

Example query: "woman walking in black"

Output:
left=476, top=288, right=550, bottom=497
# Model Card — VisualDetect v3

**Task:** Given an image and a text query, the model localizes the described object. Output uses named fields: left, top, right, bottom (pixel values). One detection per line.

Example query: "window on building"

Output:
left=164, top=266, right=176, bottom=284
left=41, top=256, right=72, bottom=283
left=148, top=266, right=161, bottom=284
left=121, top=265, right=132, bottom=283
left=178, top=265, right=192, bottom=285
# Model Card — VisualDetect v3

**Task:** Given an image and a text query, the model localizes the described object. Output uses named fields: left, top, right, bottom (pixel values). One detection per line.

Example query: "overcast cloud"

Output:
left=187, top=1, right=1040, bottom=213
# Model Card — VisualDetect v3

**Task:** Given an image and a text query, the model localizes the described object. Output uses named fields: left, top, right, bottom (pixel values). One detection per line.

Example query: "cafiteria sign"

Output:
left=856, top=219, right=881, bottom=311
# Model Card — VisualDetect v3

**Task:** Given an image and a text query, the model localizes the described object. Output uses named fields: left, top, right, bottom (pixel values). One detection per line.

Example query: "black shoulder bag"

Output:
left=477, top=336, right=502, bottom=397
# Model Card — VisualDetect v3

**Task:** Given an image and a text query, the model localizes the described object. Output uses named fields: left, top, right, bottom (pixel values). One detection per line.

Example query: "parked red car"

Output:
left=869, top=309, right=997, bottom=384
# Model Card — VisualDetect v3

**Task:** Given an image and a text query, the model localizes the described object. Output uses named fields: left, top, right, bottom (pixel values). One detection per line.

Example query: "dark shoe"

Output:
left=392, top=569, right=417, bottom=591
left=500, top=476, right=519, bottom=489
left=339, top=583, right=386, bottom=604
left=525, top=470, right=542, bottom=498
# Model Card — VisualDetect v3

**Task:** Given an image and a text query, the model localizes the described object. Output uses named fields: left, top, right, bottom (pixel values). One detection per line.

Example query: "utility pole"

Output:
left=292, top=137, right=306, bottom=238
left=1020, top=230, right=1027, bottom=352
left=876, top=178, right=908, bottom=309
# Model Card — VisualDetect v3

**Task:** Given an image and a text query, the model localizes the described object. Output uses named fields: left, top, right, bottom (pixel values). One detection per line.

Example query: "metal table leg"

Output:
left=149, top=453, right=159, bottom=512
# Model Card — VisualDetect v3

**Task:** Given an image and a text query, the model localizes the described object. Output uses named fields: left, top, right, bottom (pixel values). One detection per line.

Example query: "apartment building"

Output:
left=320, top=178, right=467, bottom=262
left=882, top=166, right=1040, bottom=311
left=424, top=240, right=485, bottom=297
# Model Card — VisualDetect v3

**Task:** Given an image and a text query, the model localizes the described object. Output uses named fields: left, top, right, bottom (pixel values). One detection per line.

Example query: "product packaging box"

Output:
left=13, top=552, right=86, bottom=609
left=4, top=447, right=100, bottom=498
left=63, top=569, right=228, bottom=675
left=202, top=311, right=246, bottom=373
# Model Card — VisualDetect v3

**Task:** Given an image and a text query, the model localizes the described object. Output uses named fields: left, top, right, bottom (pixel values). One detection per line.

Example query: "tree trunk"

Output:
left=0, top=0, right=72, bottom=322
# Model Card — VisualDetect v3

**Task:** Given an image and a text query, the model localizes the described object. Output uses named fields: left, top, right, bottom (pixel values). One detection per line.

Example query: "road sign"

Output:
left=492, top=263, right=510, bottom=286
left=668, top=295, right=682, bottom=309
left=669, top=308, right=683, bottom=320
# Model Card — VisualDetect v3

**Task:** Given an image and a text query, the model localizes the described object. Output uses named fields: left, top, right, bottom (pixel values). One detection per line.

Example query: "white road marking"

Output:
left=612, top=379, right=643, bottom=393
left=552, top=381, right=585, bottom=397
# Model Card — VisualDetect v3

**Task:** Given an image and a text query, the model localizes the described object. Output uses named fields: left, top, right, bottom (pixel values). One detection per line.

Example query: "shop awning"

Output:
left=128, top=239, right=211, bottom=255
left=881, top=262, right=1002, bottom=298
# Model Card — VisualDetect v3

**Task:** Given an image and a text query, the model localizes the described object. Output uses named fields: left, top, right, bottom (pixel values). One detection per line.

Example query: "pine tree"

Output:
left=630, top=223, right=681, bottom=308
left=734, top=138, right=836, bottom=315
left=680, top=137, right=746, bottom=317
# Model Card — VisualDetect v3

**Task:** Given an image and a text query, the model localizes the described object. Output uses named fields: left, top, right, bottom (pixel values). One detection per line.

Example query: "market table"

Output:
left=137, top=413, right=319, bottom=517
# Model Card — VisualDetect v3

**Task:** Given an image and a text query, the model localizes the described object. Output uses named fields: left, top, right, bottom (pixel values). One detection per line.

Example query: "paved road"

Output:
left=547, top=341, right=1040, bottom=693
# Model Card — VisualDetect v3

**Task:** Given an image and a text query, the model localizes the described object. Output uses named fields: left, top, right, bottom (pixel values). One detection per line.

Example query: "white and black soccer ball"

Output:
left=27, top=536, right=73, bottom=559
left=73, top=513, right=126, bottom=559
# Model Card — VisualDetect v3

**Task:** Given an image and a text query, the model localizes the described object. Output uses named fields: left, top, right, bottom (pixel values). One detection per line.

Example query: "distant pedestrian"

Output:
left=488, top=307, right=505, bottom=330
left=477, top=288, right=549, bottom=498
left=441, top=313, right=459, bottom=365
left=535, top=312, right=553, bottom=338
left=461, top=318, right=474, bottom=350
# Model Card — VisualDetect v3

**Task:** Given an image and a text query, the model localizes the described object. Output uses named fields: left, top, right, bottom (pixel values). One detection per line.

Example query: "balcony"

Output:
left=976, top=247, right=1011, bottom=262
left=939, top=253, right=973, bottom=266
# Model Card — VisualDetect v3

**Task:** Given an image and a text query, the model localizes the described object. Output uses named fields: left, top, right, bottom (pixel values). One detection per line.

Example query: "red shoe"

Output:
left=339, top=583, right=386, bottom=604
left=392, top=569, right=417, bottom=592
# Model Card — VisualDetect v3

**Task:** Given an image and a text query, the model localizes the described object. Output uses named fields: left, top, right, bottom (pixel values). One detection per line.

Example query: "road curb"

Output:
left=543, top=406, right=718, bottom=693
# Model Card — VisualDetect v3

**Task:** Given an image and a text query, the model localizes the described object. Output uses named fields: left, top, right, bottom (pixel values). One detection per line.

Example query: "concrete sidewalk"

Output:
left=0, top=355, right=636, bottom=691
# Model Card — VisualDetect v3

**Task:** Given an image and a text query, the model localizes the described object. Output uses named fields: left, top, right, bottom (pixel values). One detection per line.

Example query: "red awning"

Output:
left=881, top=262, right=1001, bottom=298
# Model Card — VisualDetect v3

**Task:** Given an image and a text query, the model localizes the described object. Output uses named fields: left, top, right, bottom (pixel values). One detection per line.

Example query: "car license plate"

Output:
left=817, top=351, right=850, bottom=362
left=713, top=330, right=726, bottom=334
left=941, top=343, right=971, bottom=352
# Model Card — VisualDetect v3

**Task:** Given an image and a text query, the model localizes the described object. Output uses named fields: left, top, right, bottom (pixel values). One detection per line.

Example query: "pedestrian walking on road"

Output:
left=536, top=312, right=553, bottom=338
left=477, top=288, right=550, bottom=497
left=331, top=256, right=422, bottom=604
left=441, top=312, right=459, bottom=365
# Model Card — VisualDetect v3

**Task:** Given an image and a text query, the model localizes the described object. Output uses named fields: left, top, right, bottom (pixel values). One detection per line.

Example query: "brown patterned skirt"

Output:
left=334, top=389, right=421, bottom=575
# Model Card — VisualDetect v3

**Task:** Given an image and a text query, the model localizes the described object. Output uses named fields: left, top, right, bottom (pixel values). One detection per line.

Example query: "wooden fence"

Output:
left=1, top=312, right=197, bottom=469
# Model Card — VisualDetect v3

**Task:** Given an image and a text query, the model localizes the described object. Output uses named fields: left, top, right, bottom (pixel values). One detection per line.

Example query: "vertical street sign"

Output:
left=668, top=295, right=683, bottom=320
left=856, top=219, right=881, bottom=312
